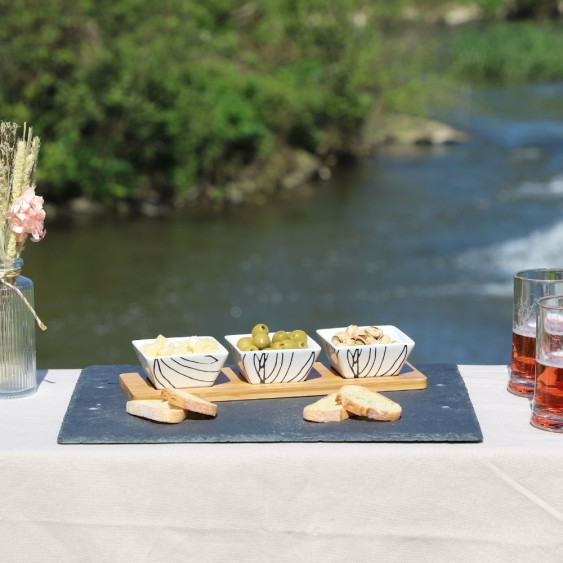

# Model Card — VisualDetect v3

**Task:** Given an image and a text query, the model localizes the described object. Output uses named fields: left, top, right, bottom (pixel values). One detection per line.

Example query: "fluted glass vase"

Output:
left=0, top=258, right=37, bottom=398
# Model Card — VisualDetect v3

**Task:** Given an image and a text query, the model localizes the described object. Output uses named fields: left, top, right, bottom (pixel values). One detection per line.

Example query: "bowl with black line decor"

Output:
left=316, top=325, right=415, bottom=379
left=132, top=335, right=229, bottom=389
left=224, top=330, right=321, bottom=385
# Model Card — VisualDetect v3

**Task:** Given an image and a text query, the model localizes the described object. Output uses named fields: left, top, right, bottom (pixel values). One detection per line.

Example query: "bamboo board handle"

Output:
left=120, top=362, right=427, bottom=403
left=119, top=372, right=162, bottom=400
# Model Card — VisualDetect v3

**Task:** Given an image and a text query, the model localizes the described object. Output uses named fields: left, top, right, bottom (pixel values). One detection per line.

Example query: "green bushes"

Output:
left=1, top=0, right=413, bottom=206
left=2, top=1, right=560, bottom=208
left=449, top=22, right=563, bottom=83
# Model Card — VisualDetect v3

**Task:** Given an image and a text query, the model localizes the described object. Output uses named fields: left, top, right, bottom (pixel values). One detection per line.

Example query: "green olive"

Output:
left=294, top=340, right=308, bottom=349
left=271, top=341, right=284, bottom=350
left=237, top=337, right=254, bottom=351
left=251, top=323, right=269, bottom=336
left=279, top=339, right=295, bottom=349
left=289, top=329, right=307, bottom=343
left=246, top=345, right=259, bottom=351
left=272, top=330, right=289, bottom=343
left=252, top=332, right=271, bottom=349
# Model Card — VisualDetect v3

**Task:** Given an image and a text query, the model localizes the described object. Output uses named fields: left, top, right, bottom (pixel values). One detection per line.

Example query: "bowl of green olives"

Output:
left=224, top=324, right=321, bottom=385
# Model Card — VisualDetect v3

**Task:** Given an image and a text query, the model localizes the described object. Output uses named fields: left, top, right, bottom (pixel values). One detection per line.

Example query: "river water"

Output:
left=26, top=83, right=563, bottom=369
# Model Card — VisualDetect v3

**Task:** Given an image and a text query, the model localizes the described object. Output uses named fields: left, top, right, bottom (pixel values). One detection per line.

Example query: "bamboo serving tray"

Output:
left=120, top=362, right=427, bottom=402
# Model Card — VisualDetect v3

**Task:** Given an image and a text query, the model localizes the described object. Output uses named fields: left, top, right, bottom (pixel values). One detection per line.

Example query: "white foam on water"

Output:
left=477, top=282, right=514, bottom=298
left=419, top=281, right=511, bottom=298
left=458, top=219, right=563, bottom=280
left=505, top=174, right=563, bottom=200
left=374, top=280, right=513, bottom=300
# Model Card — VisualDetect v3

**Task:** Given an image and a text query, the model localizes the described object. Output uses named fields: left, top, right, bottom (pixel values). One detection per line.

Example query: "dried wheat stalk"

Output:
left=0, top=123, right=41, bottom=264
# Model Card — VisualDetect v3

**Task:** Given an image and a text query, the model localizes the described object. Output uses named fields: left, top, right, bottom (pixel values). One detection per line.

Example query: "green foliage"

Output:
left=449, top=22, right=563, bottom=83
left=2, top=0, right=558, bottom=207
left=1, top=0, right=420, bottom=205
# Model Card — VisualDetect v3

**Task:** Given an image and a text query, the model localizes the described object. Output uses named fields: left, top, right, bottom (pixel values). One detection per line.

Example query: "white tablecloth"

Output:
left=0, top=366, right=562, bottom=562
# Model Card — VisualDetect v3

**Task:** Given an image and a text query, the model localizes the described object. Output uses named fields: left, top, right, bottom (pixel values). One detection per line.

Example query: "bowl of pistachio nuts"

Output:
left=315, top=325, right=415, bottom=379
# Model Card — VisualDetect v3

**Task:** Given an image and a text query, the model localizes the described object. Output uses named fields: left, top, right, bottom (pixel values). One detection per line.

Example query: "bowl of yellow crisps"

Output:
left=132, top=335, right=228, bottom=389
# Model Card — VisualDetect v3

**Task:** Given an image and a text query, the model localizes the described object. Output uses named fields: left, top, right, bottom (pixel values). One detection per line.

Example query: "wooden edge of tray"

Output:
left=119, top=362, right=427, bottom=403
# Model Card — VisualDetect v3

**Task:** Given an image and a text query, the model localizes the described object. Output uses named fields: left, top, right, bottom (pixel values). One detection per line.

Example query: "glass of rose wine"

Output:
left=510, top=269, right=563, bottom=397
left=531, top=295, right=563, bottom=432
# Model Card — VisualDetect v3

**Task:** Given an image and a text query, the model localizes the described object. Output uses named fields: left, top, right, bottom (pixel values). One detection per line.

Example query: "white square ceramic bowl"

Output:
left=224, top=333, right=321, bottom=385
left=316, top=325, right=415, bottom=379
left=132, top=336, right=229, bottom=389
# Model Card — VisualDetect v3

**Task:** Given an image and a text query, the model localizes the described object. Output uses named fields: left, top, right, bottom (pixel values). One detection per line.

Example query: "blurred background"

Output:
left=2, top=0, right=563, bottom=368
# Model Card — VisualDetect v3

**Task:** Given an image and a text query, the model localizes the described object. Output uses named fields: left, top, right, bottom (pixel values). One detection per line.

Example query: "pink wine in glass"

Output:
left=531, top=359, right=563, bottom=432
left=509, top=325, right=536, bottom=396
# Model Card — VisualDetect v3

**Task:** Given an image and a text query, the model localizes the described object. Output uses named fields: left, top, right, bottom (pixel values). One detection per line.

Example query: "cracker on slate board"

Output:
left=58, top=364, right=482, bottom=444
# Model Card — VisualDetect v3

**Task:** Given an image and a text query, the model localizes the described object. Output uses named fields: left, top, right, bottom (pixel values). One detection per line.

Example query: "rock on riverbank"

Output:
left=360, top=113, right=467, bottom=152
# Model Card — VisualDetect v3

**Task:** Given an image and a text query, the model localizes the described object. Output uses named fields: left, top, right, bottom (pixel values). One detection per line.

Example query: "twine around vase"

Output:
left=0, top=267, right=47, bottom=331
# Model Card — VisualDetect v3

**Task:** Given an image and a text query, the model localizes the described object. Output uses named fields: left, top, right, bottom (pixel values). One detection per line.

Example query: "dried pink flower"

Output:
left=7, top=187, right=46, bottom=243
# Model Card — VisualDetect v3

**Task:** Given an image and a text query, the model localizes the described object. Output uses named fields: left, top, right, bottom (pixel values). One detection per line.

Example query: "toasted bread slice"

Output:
left=337, top=385, right=402, bottom=421
left=126, top=399, right=187, bottom=423
left=303, top=393, right=350, bottom=423
left=162, top=388, right=217, bottom=417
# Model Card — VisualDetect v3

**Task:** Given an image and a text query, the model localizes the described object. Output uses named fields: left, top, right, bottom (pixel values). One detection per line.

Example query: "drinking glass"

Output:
left=531, top=295, right=563, bottom=432
left=509, top=268, right=563, bottom=397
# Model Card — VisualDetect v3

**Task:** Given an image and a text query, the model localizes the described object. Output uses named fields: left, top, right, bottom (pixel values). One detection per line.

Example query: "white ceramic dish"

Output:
left=224, top=333, right=321, bottom=385
left=315, top=325, right=415, bottom=379
left=132, top=336, right=229, bottom=389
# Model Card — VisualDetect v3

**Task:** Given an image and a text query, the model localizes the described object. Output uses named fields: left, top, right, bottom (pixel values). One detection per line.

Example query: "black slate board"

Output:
left=57, top=363, right=482, bottom=444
